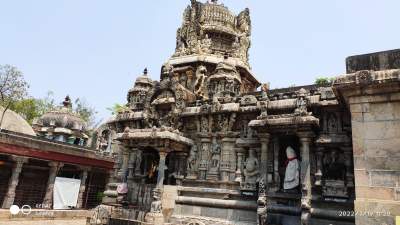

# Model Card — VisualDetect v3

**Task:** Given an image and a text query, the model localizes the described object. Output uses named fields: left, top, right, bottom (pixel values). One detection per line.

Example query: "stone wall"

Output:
left=334, top=69, right=400, bottom=225
left=350, top=90, right=400, bottom=225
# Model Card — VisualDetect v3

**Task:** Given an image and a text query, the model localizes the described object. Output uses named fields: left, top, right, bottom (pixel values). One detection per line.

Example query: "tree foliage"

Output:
left=0, top=65, right=29, bottom=128
left=315, top=77, right=334, bottom=86
left=107, top=103, right=129, bottom=115
left=74, top=97, right=97, bottom=128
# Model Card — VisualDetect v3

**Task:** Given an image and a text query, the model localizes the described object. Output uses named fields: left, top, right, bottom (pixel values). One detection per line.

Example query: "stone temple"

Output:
left=87, top=1, right=400, bottom=225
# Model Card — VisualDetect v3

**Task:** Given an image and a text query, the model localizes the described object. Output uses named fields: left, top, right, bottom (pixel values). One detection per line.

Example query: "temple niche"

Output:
left=95, top=1, right=362, bottom=225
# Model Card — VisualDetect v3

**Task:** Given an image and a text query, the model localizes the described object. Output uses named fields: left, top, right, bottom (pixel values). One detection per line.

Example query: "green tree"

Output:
left=8, top=98, right=40, bottom=125
left=74, top=97, right=97, bottom=128
left=0, top=65, right=29, bottom=129
left=315, top=77, right=333, bottom=86
left=107, top=103, right=129, bottom=115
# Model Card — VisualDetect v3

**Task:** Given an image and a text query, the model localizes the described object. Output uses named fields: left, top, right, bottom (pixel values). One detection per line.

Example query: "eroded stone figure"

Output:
left=294, top=89, right=309, bottom=116
left=210, top=139, right=221, bottom=172
left=194, top=65, right=208, bottom=99
left=201, top=34, right=212, bottom=54
left=284, top=146, right=300, bottom=191
left=187, top=144, right=198, bottom=177
left=243, top=148, right=260, bottom=183
left=150, top=189, right=162, bottom=213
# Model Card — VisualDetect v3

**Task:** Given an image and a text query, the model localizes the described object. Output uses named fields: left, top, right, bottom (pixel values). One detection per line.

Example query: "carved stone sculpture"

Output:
left=194, top=65, right=208, bottom=99
left=150, top=189, right=162, bottom=213
left=187, top=144, right=198, bottom=178
left=201, top=34, right=212, bottom=54
left=294, top=88, right=310, bottom=116
left=284, top=146, right=300, bottom=191
left=210, top=141, right=221, bottom=170
left=243, top=148, right=260, bottom=184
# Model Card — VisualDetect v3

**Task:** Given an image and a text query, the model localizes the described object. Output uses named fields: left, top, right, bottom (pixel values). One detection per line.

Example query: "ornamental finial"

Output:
left=63, top=95, right=72, bottom=108
left=144, top=68, right=148, bottom=75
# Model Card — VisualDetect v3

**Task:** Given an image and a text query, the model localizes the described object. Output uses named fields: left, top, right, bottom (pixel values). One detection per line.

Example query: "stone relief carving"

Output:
left=327, top=113, right=338, bottom=133
left=150, top=189, right=162, bottom=213
left=187, top=144, right=198, bottom=178
left=243, top=148, right=260, bottom=184
left=294, top=88, right=310, bottom=116
left=209, top=138, right=221, bottom=173
left=194, top=65, right=208, bottom=99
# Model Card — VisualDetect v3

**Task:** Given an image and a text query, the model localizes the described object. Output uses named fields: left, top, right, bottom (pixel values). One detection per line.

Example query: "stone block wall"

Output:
left=346, top=88, right=400, bottom=225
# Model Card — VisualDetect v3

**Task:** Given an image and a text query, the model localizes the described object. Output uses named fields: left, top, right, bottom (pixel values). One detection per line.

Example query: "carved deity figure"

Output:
left=150, top=189, right=162, bottom=213
left=284, top=146, right=300, bottom=191
left=187, top=145, right=198, bottom=175
left=323, top=149, right=346, bottom=181
left=194, top=65, right=208, bottom=99
left=135, top=150, right=142, bottom=175
left=232, top=37, right=240, bottom=57
left=260, top=83, right=269, bottom=101
left=294, top=95, right=308, bottom=116
left=243, top=149, right=260, bottom=183
left=201, top=34, right=212, bottom=54
left=209, top=138, right=221, bottom=171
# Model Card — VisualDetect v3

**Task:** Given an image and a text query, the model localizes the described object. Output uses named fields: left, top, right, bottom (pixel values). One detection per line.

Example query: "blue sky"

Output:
left=1, top=0, right=399, bottom=123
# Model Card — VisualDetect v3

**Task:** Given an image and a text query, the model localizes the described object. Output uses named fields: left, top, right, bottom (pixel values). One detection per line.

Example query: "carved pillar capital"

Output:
left=297, top=131, right=315, bottom=142
left=10, top=155, right=29, bottom=164
left=258, top=133, right=271, bottom=142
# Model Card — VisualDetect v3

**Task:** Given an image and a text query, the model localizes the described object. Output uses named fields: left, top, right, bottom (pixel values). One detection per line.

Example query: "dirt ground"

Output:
left=0, top=219, right=87, bottom=225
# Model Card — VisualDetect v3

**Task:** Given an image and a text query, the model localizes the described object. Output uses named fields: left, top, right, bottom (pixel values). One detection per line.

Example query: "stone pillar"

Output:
left=221, top=135, right=236, bottom=182
left=119, top=151, right=129, bottom=182
left=2, top=156, right=28, bottom=208
left=235, top=147, right=245, bottom=182
left=43, top=162, right=64, bottom=208
left=272, top=136, right=280, bottom=191
left=198, top=137, right=211, bottom=180
left=342, top=146, right=354, bottom=188
left=77, top=166, right=90, bottom=209
left=258, top=133, right=270, bottom=184
left=176, top=152, right=187, bottom=177
left=298, top=131, right=314, bottom=225
left=315, top=147, right=324, bottom=186
left=156, top=152, right=168, bottom=189
left=135, top=149, right=143, bottom=176
left=128, top=149, right=137, bottom=179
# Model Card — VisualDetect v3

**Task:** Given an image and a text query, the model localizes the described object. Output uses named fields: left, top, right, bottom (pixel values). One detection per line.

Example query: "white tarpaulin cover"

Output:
left=53, top=177, right=81, bottom=210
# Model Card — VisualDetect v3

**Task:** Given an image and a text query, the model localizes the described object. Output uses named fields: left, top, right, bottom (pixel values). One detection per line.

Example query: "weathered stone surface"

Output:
left=346, top=49, right=400, bottom=73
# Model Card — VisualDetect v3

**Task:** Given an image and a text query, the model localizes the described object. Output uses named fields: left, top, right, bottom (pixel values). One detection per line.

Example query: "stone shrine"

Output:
left=91, top=1, right=400, bottom=225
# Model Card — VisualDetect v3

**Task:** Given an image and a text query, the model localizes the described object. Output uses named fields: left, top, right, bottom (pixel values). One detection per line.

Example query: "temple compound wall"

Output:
left=90, top=1, right=400, bottom=225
